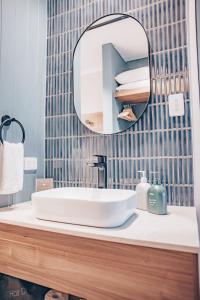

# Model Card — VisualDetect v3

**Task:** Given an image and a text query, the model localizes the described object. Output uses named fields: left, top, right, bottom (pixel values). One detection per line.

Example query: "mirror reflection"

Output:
left=73, top=14, right=150, bottom=134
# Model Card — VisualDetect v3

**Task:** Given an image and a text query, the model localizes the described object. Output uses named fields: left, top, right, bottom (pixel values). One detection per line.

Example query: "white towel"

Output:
left=115, top=67, right=149, bottom=84
left=0, top=141, right=24, bottom=194
left=116, top=80, right=150, bottom=91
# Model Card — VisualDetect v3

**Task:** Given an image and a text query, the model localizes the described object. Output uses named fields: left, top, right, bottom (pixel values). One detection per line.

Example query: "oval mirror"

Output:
left=73, top=14, right=150, bottom=134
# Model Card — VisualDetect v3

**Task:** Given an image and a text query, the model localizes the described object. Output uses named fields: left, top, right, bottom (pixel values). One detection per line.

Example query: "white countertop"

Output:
left=0, top=202, right=199, bottom=253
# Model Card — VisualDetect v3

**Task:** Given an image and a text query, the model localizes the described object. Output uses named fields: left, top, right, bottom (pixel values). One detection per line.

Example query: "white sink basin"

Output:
left=32, top=187, right=137, bottom=228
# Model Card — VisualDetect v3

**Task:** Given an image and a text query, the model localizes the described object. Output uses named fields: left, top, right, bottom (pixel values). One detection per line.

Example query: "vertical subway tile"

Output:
left=45, top=0, right=193, bottom=206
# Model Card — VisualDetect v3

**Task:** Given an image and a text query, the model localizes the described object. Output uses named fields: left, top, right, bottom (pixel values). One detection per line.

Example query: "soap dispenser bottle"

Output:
left=136, top=171, right=151, bottom=210
left=147, top=172, right=167, bottom=215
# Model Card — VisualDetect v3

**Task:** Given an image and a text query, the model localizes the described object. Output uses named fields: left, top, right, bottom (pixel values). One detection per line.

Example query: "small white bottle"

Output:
left=136, top=171, right=151, bottom=210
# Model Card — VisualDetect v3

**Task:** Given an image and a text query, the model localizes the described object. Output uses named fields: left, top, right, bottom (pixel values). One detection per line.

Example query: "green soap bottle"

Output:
left=147, top=173, right=167, bottom=215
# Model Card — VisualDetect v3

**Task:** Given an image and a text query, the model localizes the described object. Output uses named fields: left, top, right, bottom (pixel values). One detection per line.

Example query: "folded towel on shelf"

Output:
left=0, top=141, right=24, bottom=195
left=115, top=67, right=149, bottom=84
left=116, top=80, right=150, bottom=91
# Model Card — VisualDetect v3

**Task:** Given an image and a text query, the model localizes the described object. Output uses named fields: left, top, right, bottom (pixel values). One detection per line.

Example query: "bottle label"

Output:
left=148, top=193, right=157, bottom=206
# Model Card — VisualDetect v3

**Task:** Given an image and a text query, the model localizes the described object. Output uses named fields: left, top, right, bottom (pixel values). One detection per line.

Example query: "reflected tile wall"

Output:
left=46, top=0, right=193, bottom=206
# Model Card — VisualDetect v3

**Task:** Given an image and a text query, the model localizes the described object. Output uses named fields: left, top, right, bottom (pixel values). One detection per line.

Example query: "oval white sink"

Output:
left=32, top=187, right=137, bottom=228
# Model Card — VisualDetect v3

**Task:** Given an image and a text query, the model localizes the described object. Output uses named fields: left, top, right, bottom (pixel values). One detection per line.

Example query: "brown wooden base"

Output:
left=0, top=223, right=198, bottom=300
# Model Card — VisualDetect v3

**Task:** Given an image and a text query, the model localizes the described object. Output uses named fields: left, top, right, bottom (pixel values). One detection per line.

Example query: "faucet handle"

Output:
left=93, top=155, right=107, bottom=163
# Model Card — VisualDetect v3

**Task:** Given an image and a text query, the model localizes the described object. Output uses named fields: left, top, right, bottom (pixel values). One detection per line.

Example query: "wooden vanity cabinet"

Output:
left=0, top=223, right=198, bottom=300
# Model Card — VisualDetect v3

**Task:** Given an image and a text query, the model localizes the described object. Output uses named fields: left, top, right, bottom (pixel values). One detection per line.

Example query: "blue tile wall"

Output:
left=46, top=0, right=193, bottom=206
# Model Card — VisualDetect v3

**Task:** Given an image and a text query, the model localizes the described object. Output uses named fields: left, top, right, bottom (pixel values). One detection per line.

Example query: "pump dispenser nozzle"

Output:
left=138, top=171, right=148, bottom=183
left=136, top=171, right=151, bottom=210
left=150, top=171, right=160, bottom=184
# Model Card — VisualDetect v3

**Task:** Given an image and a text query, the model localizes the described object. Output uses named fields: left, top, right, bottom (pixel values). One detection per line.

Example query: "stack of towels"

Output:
left=0, top=141, right=24, bottom=194
left=115, top=66, right=150, bottom=91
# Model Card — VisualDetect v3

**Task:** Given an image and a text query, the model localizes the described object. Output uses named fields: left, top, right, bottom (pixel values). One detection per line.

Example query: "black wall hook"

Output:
left=0, top=115, right=25, bottom=144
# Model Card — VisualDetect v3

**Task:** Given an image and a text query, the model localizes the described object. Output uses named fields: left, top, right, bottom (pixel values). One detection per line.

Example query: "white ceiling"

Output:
left=76, top=16, right=149, bottom=75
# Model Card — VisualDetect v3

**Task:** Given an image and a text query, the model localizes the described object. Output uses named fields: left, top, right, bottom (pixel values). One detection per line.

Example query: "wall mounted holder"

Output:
left=0, top=115, right=25, bottom=144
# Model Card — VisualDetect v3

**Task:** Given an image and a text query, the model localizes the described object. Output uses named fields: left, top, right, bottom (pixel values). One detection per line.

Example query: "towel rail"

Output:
left=0, top=115, right=25, bottom=144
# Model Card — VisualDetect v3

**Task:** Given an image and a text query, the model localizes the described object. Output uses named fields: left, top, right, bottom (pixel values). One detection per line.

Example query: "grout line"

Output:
left=45, top=155, right=193, bottom=161
left=45, top=127, right=192, bottom=140
left=53, top=180, right=193, bottom=188
left=47, top=17, right=186, bottom=39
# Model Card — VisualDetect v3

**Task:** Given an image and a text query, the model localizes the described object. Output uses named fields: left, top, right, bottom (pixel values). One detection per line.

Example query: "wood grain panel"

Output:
left=0, top=223, right=198, bottom=300
left=114, top=89, right=150, bottom=103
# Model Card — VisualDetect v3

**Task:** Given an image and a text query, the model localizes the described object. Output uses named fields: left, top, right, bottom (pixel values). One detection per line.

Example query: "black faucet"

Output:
left=87, top=155, right=107, bottom=189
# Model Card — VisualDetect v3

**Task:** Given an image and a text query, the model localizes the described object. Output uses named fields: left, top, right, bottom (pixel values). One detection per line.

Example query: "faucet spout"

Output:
left=87, top=155, right=107, bottom=189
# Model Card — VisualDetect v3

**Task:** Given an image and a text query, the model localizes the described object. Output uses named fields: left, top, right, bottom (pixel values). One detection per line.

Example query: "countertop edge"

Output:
left=0, top=216, right=198, bottom=254
left=0, top=202, right=198, bottom=254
